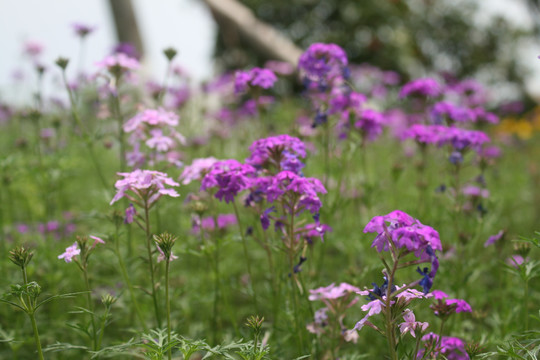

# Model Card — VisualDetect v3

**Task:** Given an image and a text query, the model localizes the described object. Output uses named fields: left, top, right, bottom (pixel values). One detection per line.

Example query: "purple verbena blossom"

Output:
left=200, top=160, right=256, bottom=203
left=399, top=78, right=441, bottom=99
left=298, top=43, right=348, bottom=85
left=354, top=109, right=385, bottom=141
left=234, top=67, right=277, bottom=94
left=484, top=230, right=504, bottom=247
left=246, top=134, right=307, bottom=169
left=419, top=333, right=470, bottom=360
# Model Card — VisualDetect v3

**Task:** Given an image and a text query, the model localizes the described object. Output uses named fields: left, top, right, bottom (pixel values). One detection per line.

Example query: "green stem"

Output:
left=82, top=266, right=97, bottom=351
left=29, top=312, right=44, bottom=360
left=144, top=202, right=162, bottom=328
left=114, top=227, right=147, bottom=331
left=524, top=280, right=529, bottom=331
left=61, top=70, right=109, bottom=190
left=287, top=206, right=305, bottom=354
left=165, top=259, right=172, bottom=360
left=384, top=257, right=399, bottom=360
left=112, top=94, right=126, bottom=172
left=96, top=307, right=109, bottom=350
left=232, top=200, right=258, bottom=312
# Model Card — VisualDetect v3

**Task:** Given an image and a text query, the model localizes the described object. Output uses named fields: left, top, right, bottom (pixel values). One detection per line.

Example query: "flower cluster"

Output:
left=245, top=134, right=306, bottom=172
left=399, top=77, right=441, bottom=99
left=110, top=169, right=180, bottom=206
left=180, top=157, right=219, bottom=185
left=200, top=160, right=256, bottom=203
left=307, top=283, right=360, bottom=344
left=123, top=108, right=185, bottom=167
left=402, top=124, right=490, bottom=152
left=234, top=67, right=277, bottom=94
left=95, top=53, right=140, bottom=74
left=419, top=333, right=470, bottom=360
left=298, top=43, right=348, bottom=86
left=192, top=214, right=237, bottom=233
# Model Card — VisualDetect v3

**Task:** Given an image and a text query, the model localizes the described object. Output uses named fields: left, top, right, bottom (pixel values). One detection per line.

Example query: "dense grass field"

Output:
left=0, top=40, right=539, bottom=359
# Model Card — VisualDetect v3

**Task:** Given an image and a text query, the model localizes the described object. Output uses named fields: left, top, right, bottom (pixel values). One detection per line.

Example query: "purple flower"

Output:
left=180, top=157, right=219, bottom=185
left=431, top=101, right=476, bottom=124
left=112, top=42, right=140, bottom=60
left=446, top=299, right=472, bottom=313
left=246, top=134, right=307, bottom=170
left=298, top=43, right=348, bottom=85
left=72, top=23, right=96, bottom=37
left=265, top=171, right=327, bottom=214
left=193, top=214, right=237, bottom=233
left=484, top=230, right=504, bottom=247
left=364, top=210, right=442, bottom=255
left=354, top=109, right=385, bottom=141
left=234, top=67, right=277, bottom=94
left=201, top=160, right=256, bottom=203
left=58, top=242, right=80, bottom=263
left=125, top=203, right=136, bottom=224
left=399, top=78, right=441, bottom=99
left=110, top=169, right=180, bottom=205
left=462, top=185, right=489, bottom=199
left=419, top=334, right=470, bottom=360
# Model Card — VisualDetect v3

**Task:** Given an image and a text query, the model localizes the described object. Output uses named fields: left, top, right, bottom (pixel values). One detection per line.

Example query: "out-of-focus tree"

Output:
left=210, top=0, right=535, bottom=102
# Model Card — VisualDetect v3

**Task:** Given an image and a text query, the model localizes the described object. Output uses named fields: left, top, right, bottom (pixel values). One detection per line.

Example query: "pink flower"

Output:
left=110, top=169, right=180, bottom=205
left=58, top=242, right=80, bottom=263
left=157, top=245, right=178, bottom=263
left=146, top=129, right=175, bottom=152
left=89, top=235, right=105, bottom=249
left=123, top=108, right=179, bottom=132
left=399, top=309, right=429, bottom=337
left=309, top=283, right=360, bottom=301
left=95, top=53, right=139, bottom=72
left=180, top=157, right=219, bottom=185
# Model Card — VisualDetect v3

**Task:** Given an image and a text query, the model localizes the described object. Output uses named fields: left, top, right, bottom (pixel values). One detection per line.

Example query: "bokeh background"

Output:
left=1, top=0, right=540, bottom=105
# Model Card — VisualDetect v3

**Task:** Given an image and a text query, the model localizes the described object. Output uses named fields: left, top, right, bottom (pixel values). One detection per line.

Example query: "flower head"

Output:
left=58, top=242, right=80, bottom=263
left=201, top=160, right=256, bottom=203
left=246, top=134, right=306, bottom=170
left=399, top=309, right=429, bottom=338
left=234, top=67, right=277, bottom=94
left=399, top=77, right=441, bottom=98
left=299, top=43, right=348, bottom=85
left=110, top=169, right=180, bottom=206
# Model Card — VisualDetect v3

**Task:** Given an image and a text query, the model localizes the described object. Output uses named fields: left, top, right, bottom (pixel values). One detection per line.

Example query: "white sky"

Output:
left=1, top=0, right=540, bottom=103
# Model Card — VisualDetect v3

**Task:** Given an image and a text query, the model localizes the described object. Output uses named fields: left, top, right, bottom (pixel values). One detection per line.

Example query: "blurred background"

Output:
left=1, top=0, right=540, bottom=105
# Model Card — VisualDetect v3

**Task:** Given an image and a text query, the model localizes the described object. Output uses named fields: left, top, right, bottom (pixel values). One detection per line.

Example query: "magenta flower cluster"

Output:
left=200, top=160, right=256, bottom=203
left=399, top=77, right=441, bottom=98
left=234, top=67, right=277, bottom=94
left=298, top=42, right=348, bottom=84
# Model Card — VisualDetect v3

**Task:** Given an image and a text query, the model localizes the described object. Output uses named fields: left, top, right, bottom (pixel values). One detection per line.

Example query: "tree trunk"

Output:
left=202, top=0, right=302, bottom=66
left=108, top=0, right=145, bottom=58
